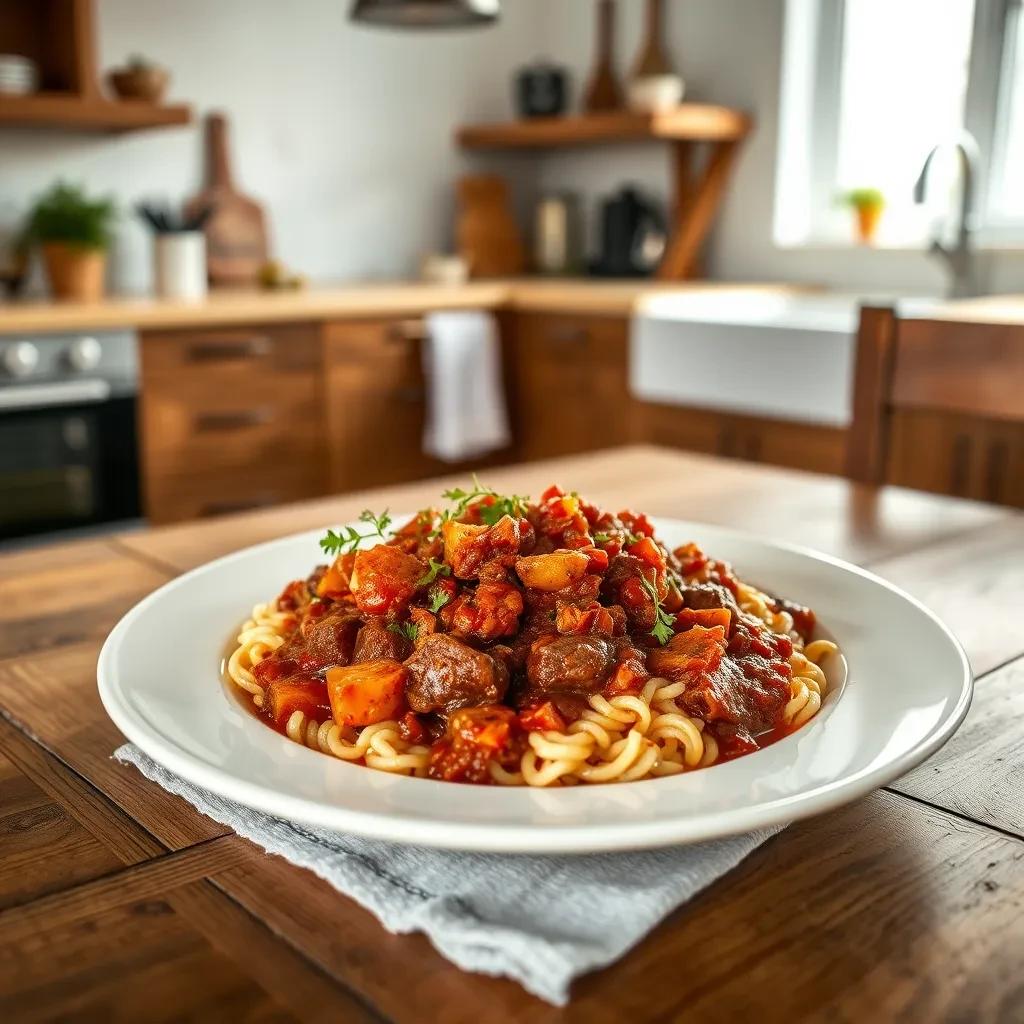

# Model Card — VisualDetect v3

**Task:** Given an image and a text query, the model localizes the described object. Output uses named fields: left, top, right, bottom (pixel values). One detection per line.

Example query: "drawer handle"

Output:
left=386, top=319, right=429, bottom=343
left=199, top=493, right=279, bottom=517
left=547, top=326, right=588, bottom=345
left=187, top=336, right=273, bottom=362
left=194, top=408, right=275, bottom=432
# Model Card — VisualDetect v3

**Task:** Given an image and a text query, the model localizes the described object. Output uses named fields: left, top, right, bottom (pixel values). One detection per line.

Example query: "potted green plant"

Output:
left=838, top=188, right=886, bottom=245
left=25, top=183, right=115, bottom=301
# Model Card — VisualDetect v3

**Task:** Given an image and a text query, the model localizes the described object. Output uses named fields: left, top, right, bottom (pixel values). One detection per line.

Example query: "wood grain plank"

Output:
left=0, top=538, right=167, bottom=661
left=890, top=656, right=1024, bottom=839
left=0, top=835, right=251, bottom=943
left=112, top=445, right=1010, bottom=574
left=871, top=516, right=1024, bottom=675
left=0, top=750, right=124, bottom=911
left=201, top=792, right=1023, bottom=1024
left=1, top=896, right=297, bottom=1024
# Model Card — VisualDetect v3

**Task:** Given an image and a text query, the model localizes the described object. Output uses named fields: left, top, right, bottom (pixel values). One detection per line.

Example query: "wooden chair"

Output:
left=847, top=306, right=1024, bottom=507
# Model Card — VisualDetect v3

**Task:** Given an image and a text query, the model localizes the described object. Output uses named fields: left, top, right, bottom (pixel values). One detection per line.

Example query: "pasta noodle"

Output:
left=223, top=484, right=841, bottom=787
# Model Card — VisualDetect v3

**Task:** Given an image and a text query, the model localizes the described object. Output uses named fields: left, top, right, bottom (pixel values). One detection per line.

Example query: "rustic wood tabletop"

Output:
left=1, top=445, right=1021, bottom=1022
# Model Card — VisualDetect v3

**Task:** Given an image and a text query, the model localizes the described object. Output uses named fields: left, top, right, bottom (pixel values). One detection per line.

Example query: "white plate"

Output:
left=98, top=518, right=971, bottom=854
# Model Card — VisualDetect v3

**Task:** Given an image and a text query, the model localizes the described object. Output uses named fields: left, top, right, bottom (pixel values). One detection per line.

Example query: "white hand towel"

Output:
left=422, top=310, right=511, bottom=463
left=115, top=744, right=781, bottom=1006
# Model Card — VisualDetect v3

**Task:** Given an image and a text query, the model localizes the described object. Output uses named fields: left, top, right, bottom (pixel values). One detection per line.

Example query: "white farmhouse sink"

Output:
left=630, top=290, right=871, bottom=427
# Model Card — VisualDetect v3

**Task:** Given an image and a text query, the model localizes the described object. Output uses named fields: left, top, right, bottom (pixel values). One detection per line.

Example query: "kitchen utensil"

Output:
left=533, top=192, right=583, bottom=275
left=591, top=186, right=666, bottom=277
left=455, top=174, right=525, bottom=278
left=185, top=114, right=269, bottom=287
left=583, top=0, right=622, bottom=112
left=515, top=61, right=569, bottom=118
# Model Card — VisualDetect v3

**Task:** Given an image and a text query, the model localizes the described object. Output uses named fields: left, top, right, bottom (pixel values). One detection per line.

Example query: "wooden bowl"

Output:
left=107, top=66, right=169, bottom=104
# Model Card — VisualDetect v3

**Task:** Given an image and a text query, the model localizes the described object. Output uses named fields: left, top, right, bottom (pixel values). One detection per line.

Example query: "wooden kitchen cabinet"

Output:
left=506, top=311, right=636, bottom=460
left=138, top=322, right=326, bottom=524
left=639, top=401, right=847, bottom=475
left=322, top=318, right=433, bottom=492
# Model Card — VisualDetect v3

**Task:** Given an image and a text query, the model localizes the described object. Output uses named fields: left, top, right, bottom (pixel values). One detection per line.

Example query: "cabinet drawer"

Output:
left=141, top=322, right=321, bottom=386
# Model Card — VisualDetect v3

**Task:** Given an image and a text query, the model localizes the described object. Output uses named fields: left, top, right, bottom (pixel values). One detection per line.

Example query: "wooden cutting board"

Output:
left=186, top=113, right=268, bottom=287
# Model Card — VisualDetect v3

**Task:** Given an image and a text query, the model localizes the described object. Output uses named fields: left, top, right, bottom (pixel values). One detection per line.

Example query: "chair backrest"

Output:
left=847, top=306, right=1024, bottom=507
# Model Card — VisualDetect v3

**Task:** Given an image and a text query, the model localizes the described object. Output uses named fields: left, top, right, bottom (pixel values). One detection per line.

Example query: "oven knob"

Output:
left=2, top=341, right=39, bottom=378
left=66, top=335, right=103, bottom=372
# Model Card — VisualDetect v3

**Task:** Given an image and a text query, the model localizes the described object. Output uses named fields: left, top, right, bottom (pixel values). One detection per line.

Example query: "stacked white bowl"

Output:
left=0, top=55, right=39, bottom=96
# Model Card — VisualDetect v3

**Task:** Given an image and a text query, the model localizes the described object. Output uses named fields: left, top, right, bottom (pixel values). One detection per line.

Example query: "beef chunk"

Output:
left=440, top=582, right=523, bottom=644
left=350, top=544, right=425, bottom=617
left=352, top=619, right=410, bottom=663
left=303, top=611, right=360, bottom=668
left=679, top=581, right=741, bottom=619
left=601, top=554, right=663, bottom=632
left=405, top=634, right=510, bottom=714
left=524, top=635, right=615, bottom=699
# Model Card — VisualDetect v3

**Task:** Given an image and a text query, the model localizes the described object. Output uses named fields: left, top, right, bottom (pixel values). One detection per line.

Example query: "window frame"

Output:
left=775, top=0, right=1024, bottom=249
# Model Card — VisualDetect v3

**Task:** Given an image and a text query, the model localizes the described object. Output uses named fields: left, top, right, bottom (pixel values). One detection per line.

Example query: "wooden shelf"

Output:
left=457, top=104, right=751, bottom=149
left=0, top=92, right=191, bottom=133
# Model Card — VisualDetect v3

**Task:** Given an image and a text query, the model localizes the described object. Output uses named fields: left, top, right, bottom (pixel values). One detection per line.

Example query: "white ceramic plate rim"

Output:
left=98, top=519, right=972, bottom=854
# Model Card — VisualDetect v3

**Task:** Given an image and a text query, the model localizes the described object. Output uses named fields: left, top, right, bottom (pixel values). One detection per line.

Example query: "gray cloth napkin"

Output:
left=116, top=744, right=780, bottom=1005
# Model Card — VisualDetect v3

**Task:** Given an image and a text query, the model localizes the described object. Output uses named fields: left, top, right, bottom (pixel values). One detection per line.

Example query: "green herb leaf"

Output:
left=639, top=574, right=676, bottom=646
left=428, top=588, right=451, bottom=614
left=417, top=557, right=451, bottom=587
left=319, top=508, right=392, bottom=556
left=387, top=621, right=419, bottom=642
left=593, top=528, right=642, bottom=546
left=439, top=474, right=529, bottom=528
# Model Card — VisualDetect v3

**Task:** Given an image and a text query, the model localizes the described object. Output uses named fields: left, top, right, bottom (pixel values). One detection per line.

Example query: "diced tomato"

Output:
left=265, top=676, right=331, bottom=728
left=674, top=542, right=709, bottom=576
left=647, top=625, right=728, bottom=684
left=540, top=484, right=564, bottom=503
left=626, top=535, right=664, bottom=569
left=581, top=545, right=609, bottom=573
left=276, top=579, right=307, bottom=612
left=674, top=607, right=732, bottom=633
left=518, top=701, right=566, bottom=732
left=556, top=601, right=615, bottom=636
left=619, top=510, right=655, bottom=538
left=326, top=659, right=407, bottom=726
left=604, top=658, right=649, bottom=696
left=398, top=711, right=426, bottom=744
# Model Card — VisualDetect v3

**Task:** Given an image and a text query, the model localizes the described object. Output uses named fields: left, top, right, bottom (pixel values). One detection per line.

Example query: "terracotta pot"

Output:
left=106, top=66, right=169, bottom=104
left=42, top=243, right=106, bottom=302
left=855, top=204, right=884, bottom=245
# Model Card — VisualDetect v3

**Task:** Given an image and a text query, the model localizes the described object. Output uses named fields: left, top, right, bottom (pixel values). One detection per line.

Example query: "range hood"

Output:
left=350, top=0, right=499, bottom=29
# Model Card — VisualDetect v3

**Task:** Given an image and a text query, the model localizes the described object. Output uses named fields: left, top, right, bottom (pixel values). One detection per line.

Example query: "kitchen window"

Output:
left=775, top=0, right=1024, bottom=248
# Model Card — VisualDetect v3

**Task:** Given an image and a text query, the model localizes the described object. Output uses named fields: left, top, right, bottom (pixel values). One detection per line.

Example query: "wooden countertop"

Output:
left=0, top=279, right=807, bottom=333
left=1, top=445, right=1022, bottom=1020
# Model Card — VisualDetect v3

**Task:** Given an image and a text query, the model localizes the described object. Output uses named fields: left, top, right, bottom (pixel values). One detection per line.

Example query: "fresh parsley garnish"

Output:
left=387, top=621, right=419, bottom=642
left=593, top=529, right=642, bottom=546
left=428, top=588, right=451, bottom=614
left=417, top=557, right=451, bottom=587
left=319, top=509, right=393, bottom=556
left=639, top=574, right=675, bottom=645
left=438, top=474, right=530, bottom=530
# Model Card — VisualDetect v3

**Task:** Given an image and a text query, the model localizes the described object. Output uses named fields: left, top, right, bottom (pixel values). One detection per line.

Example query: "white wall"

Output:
left=0, top=0, right=543, bottom=294
left=3, top=0, right=1022, bottom=297
left=537, top=0, right=1024, bottom=295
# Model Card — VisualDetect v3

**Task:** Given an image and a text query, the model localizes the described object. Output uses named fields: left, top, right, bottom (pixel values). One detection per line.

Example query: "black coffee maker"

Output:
left=590, top=187, right=667, bottom=277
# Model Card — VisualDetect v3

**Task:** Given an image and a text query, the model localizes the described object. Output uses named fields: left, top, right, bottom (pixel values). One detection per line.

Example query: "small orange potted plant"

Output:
left=839, top=188, right=886, bottom=245
left=25, top=182, right=115, bottom=302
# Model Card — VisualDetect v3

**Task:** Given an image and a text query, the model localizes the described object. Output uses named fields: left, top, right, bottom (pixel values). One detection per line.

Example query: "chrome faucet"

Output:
left=913, top=132, right=982, bottom=298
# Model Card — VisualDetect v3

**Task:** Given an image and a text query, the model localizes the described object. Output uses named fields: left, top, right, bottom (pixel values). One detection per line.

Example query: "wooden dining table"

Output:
left=1, top=445, right=1022, bottom=1022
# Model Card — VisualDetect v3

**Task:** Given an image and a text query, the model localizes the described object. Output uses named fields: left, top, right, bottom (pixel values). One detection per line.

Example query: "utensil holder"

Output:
left=154, top=232, right=207, bottom=300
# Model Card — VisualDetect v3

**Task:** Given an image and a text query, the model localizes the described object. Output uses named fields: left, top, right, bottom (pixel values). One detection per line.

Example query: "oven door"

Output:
left=0, top=381, right=140, bottom=541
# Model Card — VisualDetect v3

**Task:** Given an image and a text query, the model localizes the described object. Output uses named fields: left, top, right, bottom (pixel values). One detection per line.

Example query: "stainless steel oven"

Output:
left=0, top=330, right=140, bottom=542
